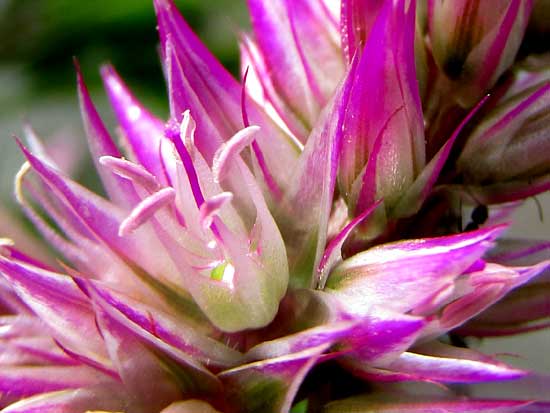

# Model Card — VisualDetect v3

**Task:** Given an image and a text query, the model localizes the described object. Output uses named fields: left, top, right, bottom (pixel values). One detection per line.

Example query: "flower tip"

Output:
left=13, top=135, right=31, bottom=157
left=473, top=223, right=510, bottom=241
left=153, top=0, right=174, bottom=15
left=73, top=57, right=89, bottom=93
left=72, top=56, right=81, bottom=73
left=99, top=62, right=117, bottom=82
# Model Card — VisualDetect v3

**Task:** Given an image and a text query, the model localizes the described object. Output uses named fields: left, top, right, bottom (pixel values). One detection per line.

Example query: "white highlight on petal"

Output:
left=222, top=262, right=235, bottom=288
left=119, top=187, right=176, bottom=236
left=127, top=105, right=141, bottom=122
left=212, top=125, right=260, bottom=183
left=199, top=192, right=234, bottom=230
left=99, top=156, right=159, bottom=192
left=0, top=238, right=14, bottom=247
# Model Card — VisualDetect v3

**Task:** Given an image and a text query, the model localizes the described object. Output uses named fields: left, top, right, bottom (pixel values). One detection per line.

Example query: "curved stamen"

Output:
left=212, top=126, right=259, bottom=183
left=199, top=192, right=234, bottom=230
left=180, top=109, right=197, bottom=155
left=119, top=187, right=176, bottom=236
left=99, top=156, right=160, bottom=193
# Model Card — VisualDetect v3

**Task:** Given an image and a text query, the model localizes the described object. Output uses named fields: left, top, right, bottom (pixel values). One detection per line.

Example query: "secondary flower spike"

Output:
left=1, top=0, right=549, bottom=412
left=429, top=0, right=534, bottom=106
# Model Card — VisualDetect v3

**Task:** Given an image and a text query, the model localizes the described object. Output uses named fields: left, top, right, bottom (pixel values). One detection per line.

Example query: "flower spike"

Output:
left=2, top=0, right=550, bottom=410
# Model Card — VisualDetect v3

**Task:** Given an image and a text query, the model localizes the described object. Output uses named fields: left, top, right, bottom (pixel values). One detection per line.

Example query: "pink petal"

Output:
left=0, top=366, right=113, bottom=407
left=0, top=258, right=109, bottom=366
left=100, top=64, right=169, bottom=185
left=427, top=261, right=550, bottom=338
left=74, top=62, right=135, bottom=207
left=325, top=395, right=531, bottom=413
left=338, top=0, right=424, bottom=210
left=1, top=385, right=128, bottom=413
left=85, top=279, right=241, bottom=369
left=278, top=57, right=357, bottom=289
left=326, top=227, right=504, bottom=314
left=94, top=305, right=206, bottom=411
left=219, top=344, right=328, bottom=413
left=372, top=341, right=526, bottom=383
left=155, top=0, right=298, bottom=194
left=340, top=0, right=384, bottom=62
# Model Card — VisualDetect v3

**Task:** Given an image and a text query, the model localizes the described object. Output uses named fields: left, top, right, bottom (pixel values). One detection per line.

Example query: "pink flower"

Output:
left=1, top=0, right=549, bottom=412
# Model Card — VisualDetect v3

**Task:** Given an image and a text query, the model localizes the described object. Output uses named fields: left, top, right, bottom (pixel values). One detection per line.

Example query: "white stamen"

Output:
left=180, top=109, right=197, bottom=155
left=14, top=162, right=32, bottom=206
left=99, top=156, right=159, bottom=192
left=199, top=192, right=233, bottom=230
left=212, top=125, right=260, bottom=183
left=119, top=187, right=175, bottom=236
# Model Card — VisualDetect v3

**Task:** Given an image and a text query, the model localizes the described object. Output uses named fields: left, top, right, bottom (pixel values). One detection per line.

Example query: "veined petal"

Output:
left=19, top=145, right=186, bottom=294
left=244, top=320, right=356, bottom=362
left=93, top=305, right=199, bottom=412
left=85, top=279, right=241, bottom=368
left=0, top=315, right=48, bottom=340
left=429, top=0, right=533, bottom=106
left=489, top=239, right=550, bottom=266
left=338, top=0, right=424, bottom=211
left=0, top=270, right=30, bottom=315
left=340, top=0, right=384, bottom=62
left=440, top=174, right=550, bottom=205
left=0, top=258, right=109, bottom=367
left=0, top=366, right=113, bottom=408
left=344, top=308, right=426, bottom=367
left=75, top=63, right=135, bottom=207
left=360, top=341, right=526, bottom=384
left=182, top=161, right=289, bottom=332
left=326, top=227, right=504, bottom=314
left=325, top=394, right=531, bottom=412
left=247, top=0, right=344, bottom=136
left=219, top=344, right=329, bottom=413
left=316, top=201, right=381, bottom=289
left=309, top=291, right=426, bottom=366
left=239, top=33, right=307, bottom=142
left=424, top=261, right=550, bottom=339
left=393, top=96, right=489, bottom=218
left=276, top=57, right=357, bottom=289
left=1, top=386, right=128, bottom=413
left=0, top=336, right=76, bottom=367
left=458, top=83, right=550, bottom=183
